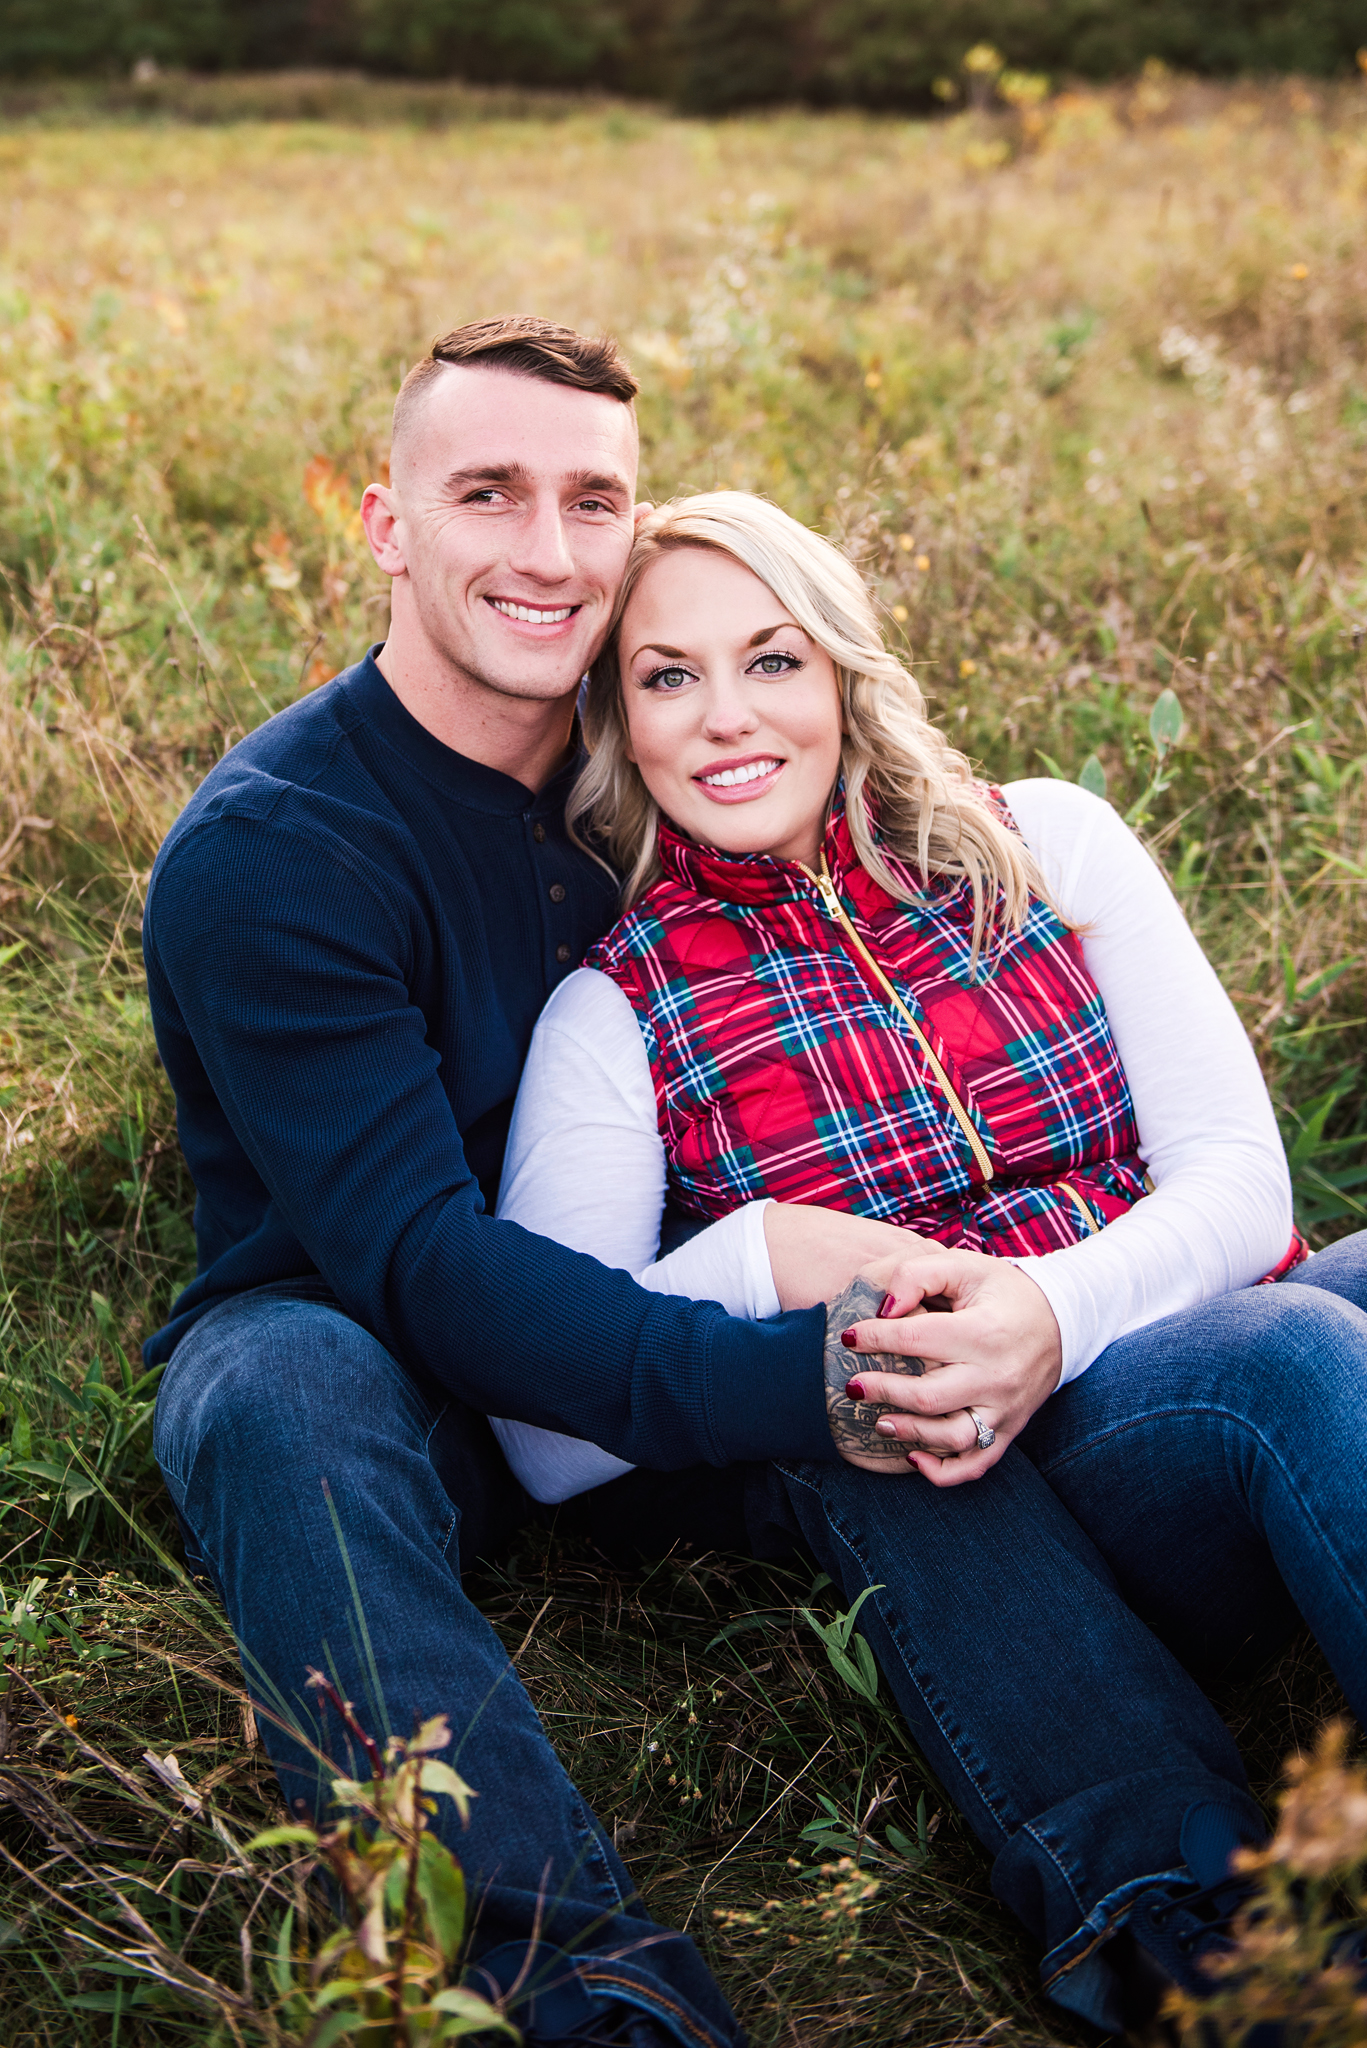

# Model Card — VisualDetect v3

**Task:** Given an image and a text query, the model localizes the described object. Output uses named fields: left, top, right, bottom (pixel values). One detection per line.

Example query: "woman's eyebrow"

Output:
left=637, top=643, right=689, bottom=658
left=747, top=624, right=797, bottom=647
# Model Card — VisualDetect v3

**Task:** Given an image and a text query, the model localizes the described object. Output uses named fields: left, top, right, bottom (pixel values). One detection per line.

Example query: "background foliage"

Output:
left=0, top=0, right=1365, bottom=107
left=1, top=71, right=1367, bottom=2046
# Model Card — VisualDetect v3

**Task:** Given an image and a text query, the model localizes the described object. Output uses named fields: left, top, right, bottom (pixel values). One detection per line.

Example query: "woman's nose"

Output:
left=700, top=679, right=759, bottom=740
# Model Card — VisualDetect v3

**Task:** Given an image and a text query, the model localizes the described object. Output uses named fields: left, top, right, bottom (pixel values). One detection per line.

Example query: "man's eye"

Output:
left=643, top=666, right=693, bottom=691
left=576, top=497, right=614, bottom=514
left=465, top=489, right=507, bottom=506
left=751, top=652, right=800, bottom=677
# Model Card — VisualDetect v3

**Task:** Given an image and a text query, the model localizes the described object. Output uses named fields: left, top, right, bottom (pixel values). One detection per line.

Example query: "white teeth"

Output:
left=490, top=599, right=574, bottom=624
left=701, top=758, right=780, bottom=789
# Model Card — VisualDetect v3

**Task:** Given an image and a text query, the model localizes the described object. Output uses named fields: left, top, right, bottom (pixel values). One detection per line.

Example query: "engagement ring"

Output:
left=967, top=1407, right=996, bottom=1451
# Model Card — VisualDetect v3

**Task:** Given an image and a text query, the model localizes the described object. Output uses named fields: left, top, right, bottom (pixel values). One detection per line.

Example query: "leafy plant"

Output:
left=799, top=1580, right=884, bottom=1704
left=244, top=1677, right=517, bottom=2045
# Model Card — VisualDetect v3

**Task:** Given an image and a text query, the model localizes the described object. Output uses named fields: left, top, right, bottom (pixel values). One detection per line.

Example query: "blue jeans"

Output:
left=153, top=1235, right=1367, bottom=2038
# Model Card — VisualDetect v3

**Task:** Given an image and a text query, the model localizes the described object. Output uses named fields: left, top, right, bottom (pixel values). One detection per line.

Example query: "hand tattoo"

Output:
left=824, top=1275, right=928, bottom=1465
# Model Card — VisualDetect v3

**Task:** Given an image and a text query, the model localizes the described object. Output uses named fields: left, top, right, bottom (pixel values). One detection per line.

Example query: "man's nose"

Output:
left=507, top=496, right=575, bottom=585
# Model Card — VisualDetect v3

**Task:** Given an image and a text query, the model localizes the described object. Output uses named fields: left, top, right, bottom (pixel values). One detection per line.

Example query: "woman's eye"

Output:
left=643, top=666, right=694, bottom=692
left=751, top=652, right=799, bottom=677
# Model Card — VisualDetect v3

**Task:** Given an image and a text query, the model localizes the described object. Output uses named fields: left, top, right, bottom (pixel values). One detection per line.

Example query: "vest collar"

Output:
left=656, top=781, right=874, bottom=907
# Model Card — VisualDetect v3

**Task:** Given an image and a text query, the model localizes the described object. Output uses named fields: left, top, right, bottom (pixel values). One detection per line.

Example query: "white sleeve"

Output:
left=490, top=969, right=777, bottom=1503
left=496, top=969, right=778, bottom=1316
left=1001, top=778, right=1292, bottom=1382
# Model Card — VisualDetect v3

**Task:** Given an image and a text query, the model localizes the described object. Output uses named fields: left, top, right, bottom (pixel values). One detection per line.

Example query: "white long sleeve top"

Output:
left=493, top=779, right=1292, bottom=1502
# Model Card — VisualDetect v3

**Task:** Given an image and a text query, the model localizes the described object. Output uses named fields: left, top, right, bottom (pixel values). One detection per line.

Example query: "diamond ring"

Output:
left=967, top=1407, right=995, bottom=1450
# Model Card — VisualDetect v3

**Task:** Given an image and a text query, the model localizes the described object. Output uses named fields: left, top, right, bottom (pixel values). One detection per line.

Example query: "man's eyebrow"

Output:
left=443, top=463, right=532, bottom=493
left=440, top=464, right=631, bottom=499
left=566, top=470, right=631, bottom=498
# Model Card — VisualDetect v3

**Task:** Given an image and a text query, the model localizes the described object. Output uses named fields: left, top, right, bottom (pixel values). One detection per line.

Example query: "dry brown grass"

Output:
left=1, top=77, right=1366, bottom=2045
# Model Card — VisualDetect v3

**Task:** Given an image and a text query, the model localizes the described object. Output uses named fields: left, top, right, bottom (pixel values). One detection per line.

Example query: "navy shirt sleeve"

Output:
left=144, top=806, right=834, bottom=1473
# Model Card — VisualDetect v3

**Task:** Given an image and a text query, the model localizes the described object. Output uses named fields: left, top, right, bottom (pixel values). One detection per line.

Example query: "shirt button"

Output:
left=556, top=943, right=571, bottom=963
left=532, top=822, right=546, bottom=843
left=548, top=883, right=566, bottom=903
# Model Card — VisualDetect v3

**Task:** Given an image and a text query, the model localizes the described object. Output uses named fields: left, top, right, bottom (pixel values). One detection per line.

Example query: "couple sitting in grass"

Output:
left=144, top=315, right=1367, bottom=2048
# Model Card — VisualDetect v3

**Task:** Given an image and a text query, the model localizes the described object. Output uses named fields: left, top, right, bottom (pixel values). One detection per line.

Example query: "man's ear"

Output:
left=361, top=482, right=406, bottom=577
left=632, top=500, right=654, bottom=529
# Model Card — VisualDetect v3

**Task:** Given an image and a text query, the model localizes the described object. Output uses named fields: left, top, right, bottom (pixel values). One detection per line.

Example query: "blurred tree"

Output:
left=0, top=0, right=233, bottom=74
left=347, top=0, right=628, bottom=86
left=675, top=0, right=806, bottom=113
left=0, top=0, right=1361, bottom=97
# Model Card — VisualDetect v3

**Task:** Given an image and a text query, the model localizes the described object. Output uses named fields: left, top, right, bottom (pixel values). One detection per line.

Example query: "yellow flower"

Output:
left=864, top=370, right=883, bottom=390
left=892, top=604, right=908, bottom=623
left=63, top=1713, right=79, bottom=1730
left=897, top=533, right=914, bottom=551
left=915, top=554, right=930, bottom=572
left=1289, top=263, right=1309, bottom=281
left=959, top=658, right=978, bottom=678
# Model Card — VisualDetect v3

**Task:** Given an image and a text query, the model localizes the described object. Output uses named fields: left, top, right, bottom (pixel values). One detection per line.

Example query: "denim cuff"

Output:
left=1038, top=1866, right=1188, bottom=2030
left=469, top=1938, right=745, bottom=2048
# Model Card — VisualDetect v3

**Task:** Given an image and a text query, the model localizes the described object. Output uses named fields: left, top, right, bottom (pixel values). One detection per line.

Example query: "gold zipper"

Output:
left=1055, top=1181, right=1102, bottom=1235
left=800, top=856, right=995, bottom=1184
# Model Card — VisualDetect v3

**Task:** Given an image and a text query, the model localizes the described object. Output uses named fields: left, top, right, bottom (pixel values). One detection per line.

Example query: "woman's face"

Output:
left=618, top=546, right=843, bottom=867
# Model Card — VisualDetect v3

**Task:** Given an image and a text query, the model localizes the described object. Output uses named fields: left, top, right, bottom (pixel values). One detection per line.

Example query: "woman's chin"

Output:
left=678, top=805, right=813, bottom=862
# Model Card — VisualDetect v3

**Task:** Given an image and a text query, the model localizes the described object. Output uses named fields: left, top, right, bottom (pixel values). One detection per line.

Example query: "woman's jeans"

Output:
left=153, top=1233, right=1367, bottom=2039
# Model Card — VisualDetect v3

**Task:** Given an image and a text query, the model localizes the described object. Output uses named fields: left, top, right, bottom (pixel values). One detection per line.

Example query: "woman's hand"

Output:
left=825, top=1248, right=1063, bottom=1486
left=764, top=1202, right=936, bottom=1311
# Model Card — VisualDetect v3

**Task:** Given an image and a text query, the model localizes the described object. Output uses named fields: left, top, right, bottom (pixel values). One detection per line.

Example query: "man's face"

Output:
left=365, top=364, right=639, bottom=704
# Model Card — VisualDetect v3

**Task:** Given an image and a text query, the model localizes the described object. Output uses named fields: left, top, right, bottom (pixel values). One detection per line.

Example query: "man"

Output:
left=145, top=317, right=1291, bottom=2046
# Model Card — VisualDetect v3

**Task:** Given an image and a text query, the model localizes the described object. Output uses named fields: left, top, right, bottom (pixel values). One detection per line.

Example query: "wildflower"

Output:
left=960, top=658, right=978, bottom=678
left=1255, top=1720, right=1367, bottom=1879
left=864, top=371, right=882, bottom=391
left=915, top=554, right=930, bottom=572
left=892, top=605, right=908, bottom=623
left=897, top=533, right=914, bottom=551
left=63, top=1713, right=78, bottom=1729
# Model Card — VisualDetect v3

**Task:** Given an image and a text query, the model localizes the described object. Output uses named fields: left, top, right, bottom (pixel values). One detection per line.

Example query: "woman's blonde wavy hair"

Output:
left=568, top=491, right=1050, bottom=964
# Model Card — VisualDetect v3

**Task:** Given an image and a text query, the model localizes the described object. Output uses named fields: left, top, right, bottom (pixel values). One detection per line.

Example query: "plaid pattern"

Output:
left=585, top=785, right=1149, bottom=1258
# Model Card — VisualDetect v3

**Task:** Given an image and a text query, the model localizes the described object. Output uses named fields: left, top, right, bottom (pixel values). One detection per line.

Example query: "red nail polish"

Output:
left=880, top=1294, right=896, bottom=1318
left=840, top=1328, right=858, bottom=1349
left=845, top=1377, right=867, bottom=1401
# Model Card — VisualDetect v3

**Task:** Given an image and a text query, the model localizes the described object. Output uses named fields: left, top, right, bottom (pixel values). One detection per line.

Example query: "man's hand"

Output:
left=826, top=1248, right=1062, bottom=1486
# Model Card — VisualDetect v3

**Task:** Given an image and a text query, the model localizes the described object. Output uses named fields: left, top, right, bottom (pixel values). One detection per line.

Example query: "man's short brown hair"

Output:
left=392, top=315, right=638, bottom=457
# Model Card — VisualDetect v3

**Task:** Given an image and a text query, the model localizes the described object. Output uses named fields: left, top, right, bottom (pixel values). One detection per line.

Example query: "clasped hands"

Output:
left=823, top=1248, right=1063, bottom=1488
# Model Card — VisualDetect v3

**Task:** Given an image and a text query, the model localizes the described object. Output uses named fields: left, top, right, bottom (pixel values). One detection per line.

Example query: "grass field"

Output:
left=2, top=72, right=1367, bottom=2045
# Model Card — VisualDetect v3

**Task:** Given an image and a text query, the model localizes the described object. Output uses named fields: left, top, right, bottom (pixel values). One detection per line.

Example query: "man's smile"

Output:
left=486, top=596, right=581, bottom=627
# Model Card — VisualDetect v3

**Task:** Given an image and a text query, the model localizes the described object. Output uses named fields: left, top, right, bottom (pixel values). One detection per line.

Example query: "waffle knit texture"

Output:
left=141, top=650, right=832, bottom=1471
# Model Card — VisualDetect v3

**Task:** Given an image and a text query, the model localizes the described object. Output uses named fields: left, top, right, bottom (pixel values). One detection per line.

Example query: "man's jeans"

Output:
left=153, top=1234, right=1367, bottom=2039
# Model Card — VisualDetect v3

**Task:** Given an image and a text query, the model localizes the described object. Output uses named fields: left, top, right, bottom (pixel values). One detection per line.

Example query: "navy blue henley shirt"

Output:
left=142, top=650, right=832, bottom=1473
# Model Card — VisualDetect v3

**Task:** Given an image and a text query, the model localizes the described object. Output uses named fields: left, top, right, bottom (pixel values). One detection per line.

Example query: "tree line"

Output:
left=0, top=0, right=1361, bottom=110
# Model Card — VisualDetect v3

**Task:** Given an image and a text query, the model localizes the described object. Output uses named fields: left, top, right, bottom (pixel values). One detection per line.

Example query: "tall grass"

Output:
left=1, top=75, right=1365, bottom=2043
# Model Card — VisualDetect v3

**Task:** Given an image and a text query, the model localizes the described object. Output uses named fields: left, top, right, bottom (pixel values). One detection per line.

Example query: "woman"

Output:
left=494, top=492, right=1367, bottom=2031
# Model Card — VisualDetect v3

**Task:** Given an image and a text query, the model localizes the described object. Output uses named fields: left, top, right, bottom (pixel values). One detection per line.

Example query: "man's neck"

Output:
left=374, top=638, right=578, bottom=797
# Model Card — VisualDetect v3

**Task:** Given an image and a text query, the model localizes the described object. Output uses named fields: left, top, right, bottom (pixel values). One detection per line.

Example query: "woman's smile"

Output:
left=694, top=752, right=785, bottom=799
left=618, top=546, right=844, bottom=867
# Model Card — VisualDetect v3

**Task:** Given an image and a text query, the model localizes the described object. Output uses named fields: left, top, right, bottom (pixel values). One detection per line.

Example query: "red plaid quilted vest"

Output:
left=585, top=784, right=1148, bottom=1256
